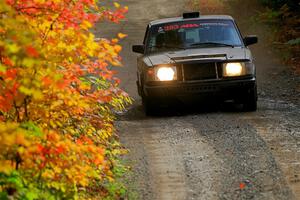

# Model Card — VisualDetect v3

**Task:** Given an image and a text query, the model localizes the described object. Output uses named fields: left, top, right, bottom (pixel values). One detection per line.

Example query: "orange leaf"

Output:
left=114, top=45, right=122, bottom=53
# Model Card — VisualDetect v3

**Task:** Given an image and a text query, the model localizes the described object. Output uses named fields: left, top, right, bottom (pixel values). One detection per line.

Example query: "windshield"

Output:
left=147, top=20, right=243, bottom=53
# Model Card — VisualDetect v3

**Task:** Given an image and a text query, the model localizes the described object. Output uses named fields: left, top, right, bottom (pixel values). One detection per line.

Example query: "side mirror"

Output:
left=132, top=45, right=145, bottom=54
left=243, top=35, right=258, bottom=46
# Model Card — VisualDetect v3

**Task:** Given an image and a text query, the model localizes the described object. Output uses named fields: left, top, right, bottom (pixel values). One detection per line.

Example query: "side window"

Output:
left=148, top=31, right=157, bottom=47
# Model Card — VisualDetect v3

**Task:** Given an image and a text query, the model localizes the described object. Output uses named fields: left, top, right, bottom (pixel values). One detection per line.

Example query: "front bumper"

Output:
left=143, top=77, right=256, bottom=101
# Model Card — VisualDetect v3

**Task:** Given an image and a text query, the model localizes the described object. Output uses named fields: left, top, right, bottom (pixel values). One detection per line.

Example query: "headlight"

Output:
left=223, top=62, right=255, bottom=77
left=148, top=66, right=177, bottom=81
left=156, top=67, right=176, bottom=81
left=223, top=63, right=243, bottom=76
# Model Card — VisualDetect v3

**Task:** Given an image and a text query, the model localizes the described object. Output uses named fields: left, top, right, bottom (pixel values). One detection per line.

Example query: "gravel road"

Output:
left=97, top=0, right=300, bottom=199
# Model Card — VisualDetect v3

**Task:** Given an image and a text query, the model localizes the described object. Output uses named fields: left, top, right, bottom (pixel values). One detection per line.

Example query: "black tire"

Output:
left=142, top=96, right=156, bottom=116
left=140, top=79, right=157, bottom=116
left=243, top=86, right=257, bottom=111
left=136, top=73, right=142, bottom=96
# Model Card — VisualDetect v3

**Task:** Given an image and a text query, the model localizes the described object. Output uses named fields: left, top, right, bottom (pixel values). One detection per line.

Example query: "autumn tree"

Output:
left=0, top=0, right=130, bottom=199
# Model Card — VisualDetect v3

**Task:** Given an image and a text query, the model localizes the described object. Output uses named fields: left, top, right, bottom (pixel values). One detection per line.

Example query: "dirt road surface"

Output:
left=97, top=0, right=300, bottom=199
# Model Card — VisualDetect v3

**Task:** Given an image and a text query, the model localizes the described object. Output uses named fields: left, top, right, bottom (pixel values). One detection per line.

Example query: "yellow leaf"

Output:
left=42, top=170, right=55, bottom=179
left=36, top=0, right=46, bottom=3
left=0, top=160, right=14, bottom=174
left=114, top=2, right=120, bottom=8
left=53, top=166, right=62, bottom=174
left=50, top=120, right=57, bottom=128
left=114, top=45, right=122, bottom=53
left=81, top=20, right=92, bottom=30
left=22, top=58, right=35, bottom=67
left=79, top=178, right=88, bottom=187
left=7, top=43, right=20, bottom=53
left=117, top=33, right=127, bottom=39
left=111, top=38, right=119, bottom=43
left=32, top=90, right=43, bottom=100
left=15, top=133, right=26, bottom=145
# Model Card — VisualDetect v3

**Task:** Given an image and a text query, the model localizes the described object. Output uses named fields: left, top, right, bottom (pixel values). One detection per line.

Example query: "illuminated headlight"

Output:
left=223, top=62, right=255, bottom=77
left=155, top=66, right=177, bottom=81
left=223, top=63, right=243, bottom=76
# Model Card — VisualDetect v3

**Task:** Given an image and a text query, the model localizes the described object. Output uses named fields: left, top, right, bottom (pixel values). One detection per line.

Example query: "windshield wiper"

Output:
left=190, top=42, right=235, bottom=48
left=148, top=45, right=186, bottom=50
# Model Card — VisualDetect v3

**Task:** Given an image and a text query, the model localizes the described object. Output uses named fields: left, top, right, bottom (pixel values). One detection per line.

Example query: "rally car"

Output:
left=132, top=12, right=258, bottom=115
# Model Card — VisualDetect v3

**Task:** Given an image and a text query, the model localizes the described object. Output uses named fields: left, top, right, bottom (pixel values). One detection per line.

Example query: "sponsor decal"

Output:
left=158, top=22, right=229, bottom=32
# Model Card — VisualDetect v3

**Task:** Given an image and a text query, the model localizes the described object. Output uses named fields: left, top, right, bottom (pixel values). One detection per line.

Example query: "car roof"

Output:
left=149, top=15, right=234, bottom=26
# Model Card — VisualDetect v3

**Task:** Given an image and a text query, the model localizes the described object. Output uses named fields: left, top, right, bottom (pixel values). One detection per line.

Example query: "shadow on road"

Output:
left=119, top=99, right=248, bottom=120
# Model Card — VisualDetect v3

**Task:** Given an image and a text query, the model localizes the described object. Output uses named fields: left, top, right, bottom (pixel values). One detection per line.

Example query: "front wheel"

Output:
left=243, top=86, right=257, bottom=111
left=142, top=96, right=156, bottom=116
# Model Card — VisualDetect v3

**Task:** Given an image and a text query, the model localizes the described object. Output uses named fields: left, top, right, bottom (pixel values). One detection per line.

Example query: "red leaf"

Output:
left=37, top=144, right=44, bottom=153
left=239, top=183, right=245, bottom=190
left=55, top=145, right=65, bottom=154
left=76, top=139, right=83, bottom=145
left=5, top=69, right=17, bottom=80
left=25, top=45, right=39, bottom=58
left=2, top=57, right=13, bottom=66
left=42, top=76, right=52, bottom=86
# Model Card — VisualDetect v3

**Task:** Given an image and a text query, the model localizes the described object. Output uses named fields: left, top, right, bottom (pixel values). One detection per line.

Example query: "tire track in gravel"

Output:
left=179, top=110, right=295, bottom=200
left=117, top=119, right=222, bottom=200
left=244, top=99, right=300, bottom=199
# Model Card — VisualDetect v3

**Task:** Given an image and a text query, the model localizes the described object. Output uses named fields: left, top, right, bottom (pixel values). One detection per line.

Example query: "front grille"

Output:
left=183, top=63, right=217, bottom=81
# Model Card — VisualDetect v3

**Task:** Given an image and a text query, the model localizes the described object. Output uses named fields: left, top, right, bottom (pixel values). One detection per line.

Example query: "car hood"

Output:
left=146, top=47, right=251, bottom=66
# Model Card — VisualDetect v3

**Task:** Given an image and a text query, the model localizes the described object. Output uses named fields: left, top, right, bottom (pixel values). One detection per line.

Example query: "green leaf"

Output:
left=20, top=121, right=43, bottom=137
left=287, top=38, right=300, bottom=45
left=0, top=64, right=6, bottom=72
left=0, top=191, right=9, bottom=200
left=25, top=191, right=38, bottom=200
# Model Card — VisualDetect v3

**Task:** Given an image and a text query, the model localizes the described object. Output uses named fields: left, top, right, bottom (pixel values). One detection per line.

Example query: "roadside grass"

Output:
left=78, top=158, right=138, bottom=200
left=117, top=159, right=139, bottom=200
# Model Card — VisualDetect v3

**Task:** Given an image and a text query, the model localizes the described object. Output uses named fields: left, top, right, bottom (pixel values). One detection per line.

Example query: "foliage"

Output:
left=190, top=0, right=225, bottom=14
left=257, top=1, right=300, bottom=45
left=257, top=0, right=300, bottom=72
left=0, top=0, right=130, bottom=199
left=258, top=0, right=300, bottom=11
left=287, top=38, right=300, bottom=46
